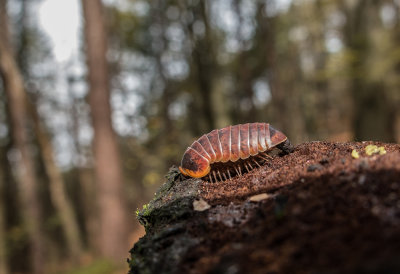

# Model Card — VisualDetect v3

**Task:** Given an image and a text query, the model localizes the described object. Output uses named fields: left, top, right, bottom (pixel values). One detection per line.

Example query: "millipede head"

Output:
left=277, top=139, right=294, bottom=154
left=269, top=126, right=288, bottom=148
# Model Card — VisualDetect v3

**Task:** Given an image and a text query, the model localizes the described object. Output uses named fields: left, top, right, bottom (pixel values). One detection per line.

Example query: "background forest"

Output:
left=1, top=0, right=400, bottom=273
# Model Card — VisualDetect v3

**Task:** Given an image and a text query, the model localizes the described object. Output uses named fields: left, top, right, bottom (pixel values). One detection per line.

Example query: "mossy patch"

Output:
left=135, top=166, right=201, bottom=231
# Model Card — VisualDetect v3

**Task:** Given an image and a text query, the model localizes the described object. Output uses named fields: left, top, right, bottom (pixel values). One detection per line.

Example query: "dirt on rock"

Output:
left=129, top=141, right=400, bottom=274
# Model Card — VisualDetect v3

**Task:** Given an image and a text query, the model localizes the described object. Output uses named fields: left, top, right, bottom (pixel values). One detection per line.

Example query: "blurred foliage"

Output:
left=59, top=260, right=116, bottom=274
left=1, top=0, right=400, bottom=273
left=105, top=0, right=400, bottom=201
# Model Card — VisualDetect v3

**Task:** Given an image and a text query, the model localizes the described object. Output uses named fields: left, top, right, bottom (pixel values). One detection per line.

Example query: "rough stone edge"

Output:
left=136, top=166, right=201, bottom=231
left=129, top=166, right=204, bottom=273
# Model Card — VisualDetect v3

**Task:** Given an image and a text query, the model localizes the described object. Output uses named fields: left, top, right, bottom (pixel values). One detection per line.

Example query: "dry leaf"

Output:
left=193, top=198, right=211, bottom=211
left=249, top=193, right=270, bottom=202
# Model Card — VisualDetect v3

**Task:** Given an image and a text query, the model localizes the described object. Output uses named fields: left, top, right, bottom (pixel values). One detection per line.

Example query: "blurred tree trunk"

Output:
left=0, top=148, right=9, bottom=274
left=342, top=0, right=396, bottom=142
left=15, top=0, right=29, bottom=78
left=76, top=167, right=97, bottom=249
left=67, top=76, right=99, bottom=253
left=257, top=3, right=291, bottom=135
left=13, top=0, right=85, bottom=261
left=186, top=1, right=217, bottom=134
left=261, top=1, right=318, bottom=143
left=152, top=0, right=179, bottom=167
left=81, top=0, right=130, bottom=261
left=0, top=1, right=45, bottom=273
left=28, top=101, right=84, bottom=262
left=388, top=2, right=400, bottom=142
left=232, top=52, right=258, bottom=123
left=0, top=192, right=8, bottom=274
left=231, top=0, right=258, bottom=123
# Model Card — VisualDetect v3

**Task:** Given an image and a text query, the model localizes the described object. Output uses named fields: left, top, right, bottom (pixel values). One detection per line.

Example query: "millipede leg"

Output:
left=209, top=174, right=213, bottom=183
left=213, top=171, right=218, bottom=182
left=248, top=162, right=253, bottom=169
left=253, top=159, right=261, bottom=167
left=227, top=170, right=232, bottom=180
left=234, top=166, right=240, bottom=175
left=217, top=170, right=223, bottom=181
left=244, top=163, right=250, bottom=173
left=262, top=152, right=273, bottom=159
left=257, top=155, right=270, bottom=161
left=238, top=166, right=242, bottom=176
left=222, top=172, right=227, bottom=181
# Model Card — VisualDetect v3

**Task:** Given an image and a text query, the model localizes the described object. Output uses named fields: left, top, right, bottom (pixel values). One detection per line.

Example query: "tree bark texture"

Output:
left=0, top=1, right=45, bottom=273
left=81, top=0, right=130, bottom=261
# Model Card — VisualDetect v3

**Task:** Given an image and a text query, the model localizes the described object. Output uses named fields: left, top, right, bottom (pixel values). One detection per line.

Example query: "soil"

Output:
left=129, top=141, right=400, bottom=274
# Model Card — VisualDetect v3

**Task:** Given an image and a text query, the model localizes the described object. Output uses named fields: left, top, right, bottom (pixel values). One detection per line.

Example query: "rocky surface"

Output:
left=129, top=141, right=400, bottom=274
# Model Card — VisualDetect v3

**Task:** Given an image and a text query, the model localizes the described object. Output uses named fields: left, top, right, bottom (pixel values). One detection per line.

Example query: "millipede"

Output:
left=179, top=122, right=293, bottom=183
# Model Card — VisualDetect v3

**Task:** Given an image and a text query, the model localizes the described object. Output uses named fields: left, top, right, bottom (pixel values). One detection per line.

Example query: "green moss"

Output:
left=139, top=203, right=152, bottom=217
left=135, top=166, right=196, bottom=230
left=135, top=203, right=152, bottom=217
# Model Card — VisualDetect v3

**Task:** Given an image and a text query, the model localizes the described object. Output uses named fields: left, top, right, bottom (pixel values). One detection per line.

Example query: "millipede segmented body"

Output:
left=179, top=123, right=293, bottom=182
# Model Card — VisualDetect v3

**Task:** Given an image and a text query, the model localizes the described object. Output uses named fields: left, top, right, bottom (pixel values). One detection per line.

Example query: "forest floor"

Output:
left=129, top=141, right=400, bottom=274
